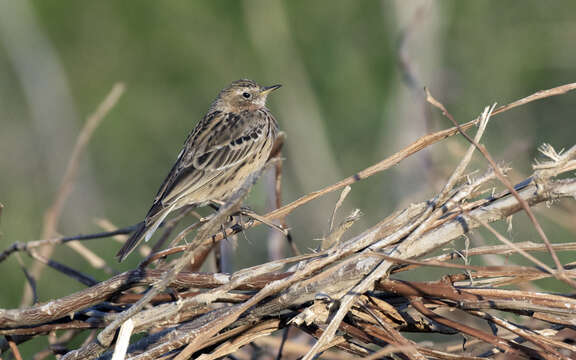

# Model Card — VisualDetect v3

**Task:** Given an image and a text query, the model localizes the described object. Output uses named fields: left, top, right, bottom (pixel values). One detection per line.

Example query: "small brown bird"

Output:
left=117, top=79, right=281, bottom=261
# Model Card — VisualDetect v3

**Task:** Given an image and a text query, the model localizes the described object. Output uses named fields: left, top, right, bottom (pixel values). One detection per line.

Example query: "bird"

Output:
left=116, top=79, right=281, bottom=262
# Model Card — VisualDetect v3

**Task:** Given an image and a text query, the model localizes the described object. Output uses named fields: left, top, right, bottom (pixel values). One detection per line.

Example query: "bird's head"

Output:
left=212, top=79, right=281, bottom=112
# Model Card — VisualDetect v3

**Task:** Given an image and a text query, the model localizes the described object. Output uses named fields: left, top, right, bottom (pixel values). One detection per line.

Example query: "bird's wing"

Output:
left=187, top=111, right=271, bottom=170
left=145, top=110, right=272, bottom=221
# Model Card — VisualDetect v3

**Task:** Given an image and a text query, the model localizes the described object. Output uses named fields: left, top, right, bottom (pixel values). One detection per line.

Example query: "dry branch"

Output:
left=1, top=83, right=576, bottom=359
left=21, top=83, right=126, bottom=307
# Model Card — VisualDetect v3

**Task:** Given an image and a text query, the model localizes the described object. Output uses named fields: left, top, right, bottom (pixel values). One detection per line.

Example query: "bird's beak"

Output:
left=260, top=84, right=282, bottom=95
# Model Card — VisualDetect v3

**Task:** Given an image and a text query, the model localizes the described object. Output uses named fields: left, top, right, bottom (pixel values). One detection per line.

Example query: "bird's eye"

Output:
left=242, top=92, right=251, bottom=99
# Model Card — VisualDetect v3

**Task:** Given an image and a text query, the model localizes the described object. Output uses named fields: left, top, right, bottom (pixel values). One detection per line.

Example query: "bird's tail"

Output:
left=116, top=221, right=147, bottom=262
left=116, top=206, right=174, bottom=262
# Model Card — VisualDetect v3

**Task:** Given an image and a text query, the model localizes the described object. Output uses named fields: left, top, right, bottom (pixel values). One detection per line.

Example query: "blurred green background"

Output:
left=0, top=0, right=575, bottom=342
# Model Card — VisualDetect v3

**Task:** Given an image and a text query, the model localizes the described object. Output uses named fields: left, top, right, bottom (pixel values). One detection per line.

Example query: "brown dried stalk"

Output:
left=1, top=83, right=576, bottom=359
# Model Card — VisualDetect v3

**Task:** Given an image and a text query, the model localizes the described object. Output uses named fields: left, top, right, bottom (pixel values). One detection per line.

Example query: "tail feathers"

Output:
left=116, top=206, right=174, bottom=262
left=116, top=221, right=147, bottom=262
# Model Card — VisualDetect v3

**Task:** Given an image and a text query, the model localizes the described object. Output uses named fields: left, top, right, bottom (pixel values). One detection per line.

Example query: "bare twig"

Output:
left=22, top=83, right=125, bottom=306
left=0, top=225, right=137, bottom=263
left=3, top=83, right=576, bottom=359
left=426, top=88, right=575, bottom=288
left=6, top=336, right=24, bottom=360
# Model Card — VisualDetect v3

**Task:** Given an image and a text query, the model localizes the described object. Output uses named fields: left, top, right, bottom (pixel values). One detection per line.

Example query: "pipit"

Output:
left=117, top=79, right=281, bottom=261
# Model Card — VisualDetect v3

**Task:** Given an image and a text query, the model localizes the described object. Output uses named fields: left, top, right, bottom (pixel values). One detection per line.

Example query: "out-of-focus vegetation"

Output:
left=0, top=0, right=575, bottom=331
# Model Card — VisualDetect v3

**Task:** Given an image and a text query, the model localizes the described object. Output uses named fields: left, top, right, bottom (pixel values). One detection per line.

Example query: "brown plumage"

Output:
left=117, top=79, right=281, bottom=261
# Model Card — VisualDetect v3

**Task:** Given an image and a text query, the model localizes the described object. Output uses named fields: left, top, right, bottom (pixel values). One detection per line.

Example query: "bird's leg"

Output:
left=198, top=201, right=225, bottom=222
left=206, top=200, right=238, bottom=224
